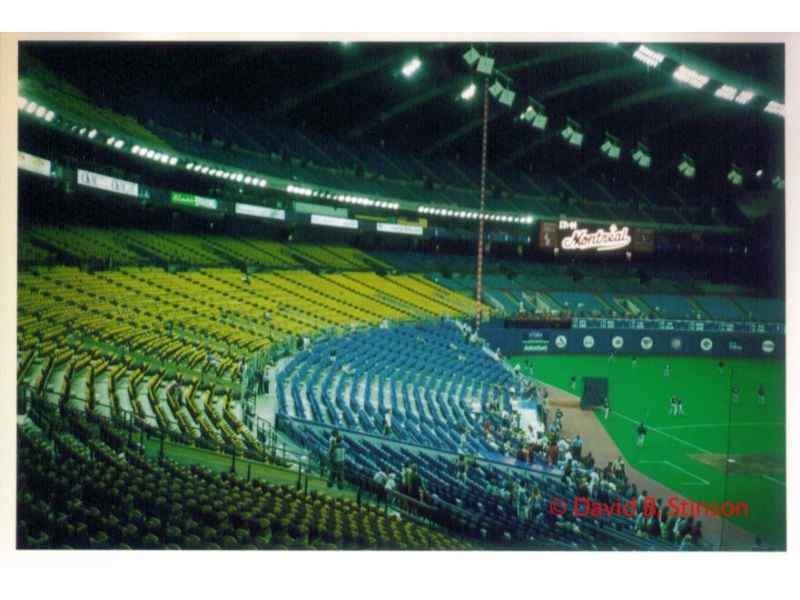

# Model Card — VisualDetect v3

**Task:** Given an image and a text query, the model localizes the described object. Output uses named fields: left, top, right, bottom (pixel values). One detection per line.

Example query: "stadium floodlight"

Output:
left=460, top=83, right=477, bottom=101
left=633, top=45, right=665, bottom=68
left=106, top=137, right=116, bottom=145
left=734, top=90, right=754, bottom=105
left=561, top=118, right=583, bottom=147
left=25, top=101, right=37, bottom=114
left=772, top=176, right=784, bottom=189
left=632, top=143, right=651, bottom=169
left=714, top=85, right=738, bottom=101
left=522, top=100, right=548, bottom=130
left=133, top=145, right=142, bottom=155
left=673, top=65, right=709, bottom=89
left=114, top=140, right=125, bottom=149
left=476, top=55, right=495, bottom=75
left=756, top=169, right=763, bottom=178
left=727, top=164, right=744, bottom=186
left=463, top=47, right=480, bottom=67
left=520, top=105, right=535, bottom=123
left=600, top=133, right=621, bottom=160
left=45, top=110, right=55, bottom=122
left=259, top=180, right=267, bottom=188
left=35, top=105, right=46, bottom=118
left=244, top=176, right=253, bottom=185
left=18, top=96, right=28, bottom=110
left=402, top=57, right=422, bottom=78
left=678, top=155, right=695, bottom=179
left=87, top=129, right=97, bottom=139
left=764, top=100, right=785, bottom=117
left=499, top=87, right=515, bottom=107
left=489, top=80, right=504, bottom=98
left=169, top=156, right=178, bottom=166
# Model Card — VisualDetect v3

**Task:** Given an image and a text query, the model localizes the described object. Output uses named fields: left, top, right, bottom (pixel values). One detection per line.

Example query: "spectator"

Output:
left=571, top=435, right=583, bottom=460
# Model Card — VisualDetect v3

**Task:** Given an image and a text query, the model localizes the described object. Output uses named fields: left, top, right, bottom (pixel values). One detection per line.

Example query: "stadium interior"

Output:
left=16, top=41, right=785, bottom=551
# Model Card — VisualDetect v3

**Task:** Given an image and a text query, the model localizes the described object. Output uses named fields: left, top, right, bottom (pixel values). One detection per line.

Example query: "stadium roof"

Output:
left=21, top=41, right=784, bottom=198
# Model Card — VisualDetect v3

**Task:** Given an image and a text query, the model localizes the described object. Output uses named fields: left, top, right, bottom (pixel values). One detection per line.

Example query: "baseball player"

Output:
left=757, top=384, right=766, bottom=406
left=663, top=363, right=671, bottom=377
left=636, top=422, right=648, bottom=448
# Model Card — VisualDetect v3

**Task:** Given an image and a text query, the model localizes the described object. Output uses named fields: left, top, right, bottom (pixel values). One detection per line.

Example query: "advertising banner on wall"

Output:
left=18, top=151, right=52, bottom=177
left=479, top=320, right=784, bottom=359
left=77, top=169, right=140, bottom=198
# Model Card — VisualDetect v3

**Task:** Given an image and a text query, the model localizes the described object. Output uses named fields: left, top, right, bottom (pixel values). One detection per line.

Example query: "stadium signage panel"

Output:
left=560, top=223, right=632, bottom=252
left=234, top=203, right=285, bottom=220
left=377, top=222, right=423, bottom=236
left=295, top=201, right=347, bottom=218
left=572, top=317, right=784, bottom=335
left=18, top=151, right=52, bottom=177
left=170, top=191, right=218, bottom=210
left=77, top=169, right=139, bottom=198
left=310, top=214, right=358, bottom=230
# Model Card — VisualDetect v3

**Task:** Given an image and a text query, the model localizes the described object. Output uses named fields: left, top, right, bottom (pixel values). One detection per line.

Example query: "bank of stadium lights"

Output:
left=764, top=101, right=785, bottom=117
left=561, top=118, right=584, bottom=147
left=673, top=65, right=710, bottom=90
left=600, top=133, right=621, bottom=160
left=402, top=57, right=422, bottom=78
left=677, top=155, right=695, bottom=179
left=733, top=90, right=754, bottom=105
left=714, top=84, right=737, bottom=101
left=727, top=164, right=744, bottom=187
left=632, top=45, right=665, bottom=68
left=460, top=83, right=477, bottom=101
left=463, top=46, right=494, bottom=76
left=632, top=143, right=652, bottom=169
left=489, top=79, right=515, bottom=108
left=520, top=101, right=548, bottom=130
left=18, top=96, right=56, bottom=123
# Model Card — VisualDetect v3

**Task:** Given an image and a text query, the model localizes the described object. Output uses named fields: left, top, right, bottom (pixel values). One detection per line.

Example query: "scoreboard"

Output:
left=571, top=317, right=784, bottom=335
left=538, top=220, right=655, bottom=255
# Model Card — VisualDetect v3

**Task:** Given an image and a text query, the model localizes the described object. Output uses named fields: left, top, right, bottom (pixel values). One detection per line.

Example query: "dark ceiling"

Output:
left=21, top=41, right=785, bottom=196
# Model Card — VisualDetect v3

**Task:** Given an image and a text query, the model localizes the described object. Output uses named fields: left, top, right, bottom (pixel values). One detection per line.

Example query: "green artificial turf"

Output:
left=509, top=354, right=786, bottom=549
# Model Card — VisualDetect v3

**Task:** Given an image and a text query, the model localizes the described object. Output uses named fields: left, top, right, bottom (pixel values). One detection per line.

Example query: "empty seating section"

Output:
left=735, top=297, right=784, bottom=322
left=18, top=417, right=468, bottom=550
left=29, top=226, right=147, bottom=264
left=693, top=296, right=747, bottom=321
left=548, top=292, right=608, bottom=315
left=22, top=226, right=394, bottom=271
left=278, top=322, right=518, bottom=456
left=640, top=294, right=699, bottom=320
left=119, top=230, right=226, bottom=265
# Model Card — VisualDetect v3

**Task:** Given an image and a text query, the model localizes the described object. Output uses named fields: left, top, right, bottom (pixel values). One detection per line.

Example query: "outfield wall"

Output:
left=478, top=321, right=784, bottom=359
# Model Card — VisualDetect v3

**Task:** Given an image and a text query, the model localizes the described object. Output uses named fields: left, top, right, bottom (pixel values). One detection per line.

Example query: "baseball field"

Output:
left=509, top=354, right=786, bottom=548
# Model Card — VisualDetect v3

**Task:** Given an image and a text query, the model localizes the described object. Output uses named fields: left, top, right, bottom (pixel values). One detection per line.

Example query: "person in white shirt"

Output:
left=385, top=473, right=397, bottom=498
left=373, top=469, right=388, bottom=486
left=383, top=409, right=392, bottom=436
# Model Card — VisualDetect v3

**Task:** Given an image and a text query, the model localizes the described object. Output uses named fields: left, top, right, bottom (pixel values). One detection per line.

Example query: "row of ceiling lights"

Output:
left=185, top=161, right=267, bottom=187
left=418, top=205, right=534, bottom=224
left=286, top=184, right=399, bottom=210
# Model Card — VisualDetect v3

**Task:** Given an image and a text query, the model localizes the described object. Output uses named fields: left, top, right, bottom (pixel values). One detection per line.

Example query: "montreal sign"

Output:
left=560, top=223, right=632, bottom=253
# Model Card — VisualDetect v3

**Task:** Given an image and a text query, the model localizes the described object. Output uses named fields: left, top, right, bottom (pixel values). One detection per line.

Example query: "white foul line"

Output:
left=613, top=410, right=713, bottom=455
left=639, top=460, right=710, bottom=486
left=659, top=421, right=783, bottom=431
left=762, top=475, right=786, bottom=487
